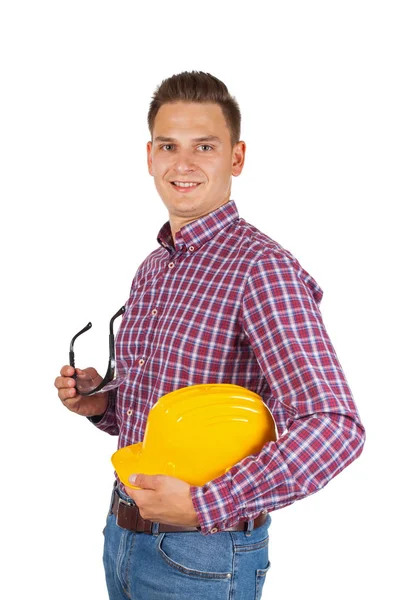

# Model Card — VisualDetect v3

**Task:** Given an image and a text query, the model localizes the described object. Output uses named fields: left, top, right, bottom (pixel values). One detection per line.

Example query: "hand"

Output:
left=54, top=365, right=109, bottom=417
left=124, top=474, right=201, bottom=528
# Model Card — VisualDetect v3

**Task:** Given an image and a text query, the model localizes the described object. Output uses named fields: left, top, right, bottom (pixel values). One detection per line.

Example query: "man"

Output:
left=55, top=71, right=365, bottom=599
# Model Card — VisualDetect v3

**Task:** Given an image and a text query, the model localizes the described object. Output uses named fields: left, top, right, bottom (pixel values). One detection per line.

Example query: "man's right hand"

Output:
left=54, top=365, right=109, bottom=418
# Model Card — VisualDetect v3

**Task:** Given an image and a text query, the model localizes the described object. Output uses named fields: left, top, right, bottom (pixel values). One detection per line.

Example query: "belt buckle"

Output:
left=118, top=496, right=133, bottom=507
left=116, top=496, right=136, bottom=530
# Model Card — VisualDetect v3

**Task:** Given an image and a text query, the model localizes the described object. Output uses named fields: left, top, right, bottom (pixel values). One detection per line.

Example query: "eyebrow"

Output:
left=154, top=135, right=222, bottom=144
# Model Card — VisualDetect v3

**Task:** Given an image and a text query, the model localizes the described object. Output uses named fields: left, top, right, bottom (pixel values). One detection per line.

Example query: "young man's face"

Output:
left=147, top=101, right=245, bottom=225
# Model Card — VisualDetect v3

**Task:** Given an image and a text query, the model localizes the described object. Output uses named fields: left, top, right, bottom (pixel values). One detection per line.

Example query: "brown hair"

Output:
left=147, top=71, right=241, bottom=147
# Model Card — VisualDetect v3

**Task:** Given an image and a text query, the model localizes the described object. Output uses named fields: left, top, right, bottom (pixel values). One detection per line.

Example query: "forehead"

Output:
left=153, top=101, right=230, bottom=139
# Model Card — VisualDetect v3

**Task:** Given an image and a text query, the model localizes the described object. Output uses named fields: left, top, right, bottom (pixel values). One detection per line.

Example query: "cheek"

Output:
left=152, top=154, right=174, bottom=175
left=207, top=162, right=230, bottom=184
left=205, top=154, right=230, bottom=173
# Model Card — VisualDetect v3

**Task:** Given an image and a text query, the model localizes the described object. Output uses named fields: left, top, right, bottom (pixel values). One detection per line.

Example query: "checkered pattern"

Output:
left=91, top=200, right=365, bottom=535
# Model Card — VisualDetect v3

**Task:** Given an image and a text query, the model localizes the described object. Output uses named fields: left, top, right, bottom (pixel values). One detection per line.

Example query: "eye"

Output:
left=161, top=144, right=174, bottom=151
left=198, top=145, right=212, bottom=152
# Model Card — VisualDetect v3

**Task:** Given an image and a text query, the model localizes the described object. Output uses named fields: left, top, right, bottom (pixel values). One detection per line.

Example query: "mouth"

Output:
left=170, top=181, right=202, bottom=193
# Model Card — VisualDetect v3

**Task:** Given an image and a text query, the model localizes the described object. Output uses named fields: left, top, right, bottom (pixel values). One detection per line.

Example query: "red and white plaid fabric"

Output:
left=91, top=199, right=365, bottom=535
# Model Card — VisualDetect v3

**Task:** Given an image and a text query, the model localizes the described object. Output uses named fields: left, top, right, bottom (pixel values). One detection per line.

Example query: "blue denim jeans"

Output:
left=102, top=482, right=271, bottom=599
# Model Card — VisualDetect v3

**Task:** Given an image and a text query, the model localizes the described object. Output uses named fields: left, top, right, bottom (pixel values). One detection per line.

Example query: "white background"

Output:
left=1, top=1, right=398, bottom=598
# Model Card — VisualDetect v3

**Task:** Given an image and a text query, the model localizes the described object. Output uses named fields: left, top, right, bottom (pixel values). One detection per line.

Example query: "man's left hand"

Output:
left=124, top=474, right=201, bottom=528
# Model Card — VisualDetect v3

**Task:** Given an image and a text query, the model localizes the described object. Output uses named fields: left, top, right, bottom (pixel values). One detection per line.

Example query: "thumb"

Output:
left=128, top=473, right=159, bottom=489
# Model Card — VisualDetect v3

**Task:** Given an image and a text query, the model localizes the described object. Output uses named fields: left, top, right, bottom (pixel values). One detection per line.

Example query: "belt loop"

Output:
left=244, top=519, right=254, bottom=537
left=152, top=521, right=160, bottom=536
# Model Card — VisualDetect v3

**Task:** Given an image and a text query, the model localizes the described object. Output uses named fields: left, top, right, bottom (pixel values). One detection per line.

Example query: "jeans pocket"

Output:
left=157, top=532, right=233, bottom=579
left=255, top=561, right=271, bottom=600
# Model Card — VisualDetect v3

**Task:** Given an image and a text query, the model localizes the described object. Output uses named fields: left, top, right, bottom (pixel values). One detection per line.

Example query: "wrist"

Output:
left=88, top=392, right=109, bottom=422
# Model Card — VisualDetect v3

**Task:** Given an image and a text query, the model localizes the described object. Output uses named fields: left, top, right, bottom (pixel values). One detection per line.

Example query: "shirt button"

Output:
left=168, top=262, right=175, bottom=269
left=138, top=359, right=145, bottom=366
left=127, top=409, right=133, bottom=416
left=189, top=245, right=195, bottom=252
left=151, top=309, right=157, bottom=316
left=210, top=527, right=218, bottom=534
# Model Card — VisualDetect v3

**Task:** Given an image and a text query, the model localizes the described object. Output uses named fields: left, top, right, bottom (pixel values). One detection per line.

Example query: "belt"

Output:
left=111, top=489, right=268, bottom=534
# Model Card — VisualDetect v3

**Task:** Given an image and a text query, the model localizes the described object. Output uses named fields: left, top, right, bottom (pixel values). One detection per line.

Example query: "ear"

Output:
left=231, top=141, right=246, bottom=177
left=147, top=141, right=153, bottom=176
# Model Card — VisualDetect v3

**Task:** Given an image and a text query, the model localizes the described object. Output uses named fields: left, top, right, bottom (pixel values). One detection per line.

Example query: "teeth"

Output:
left=173, top=182, right=199, bottom=187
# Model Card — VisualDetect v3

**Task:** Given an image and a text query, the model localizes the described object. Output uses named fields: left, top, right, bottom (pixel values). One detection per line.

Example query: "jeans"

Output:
left=102, top=482, right=271, bottom=600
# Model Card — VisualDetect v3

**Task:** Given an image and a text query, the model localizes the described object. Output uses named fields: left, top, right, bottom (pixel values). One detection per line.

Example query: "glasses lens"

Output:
left=75, top=362, right=128, bottom=395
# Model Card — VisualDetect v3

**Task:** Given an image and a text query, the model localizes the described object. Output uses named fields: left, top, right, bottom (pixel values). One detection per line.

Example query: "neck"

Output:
left=169, top=199, right=230, bottom=244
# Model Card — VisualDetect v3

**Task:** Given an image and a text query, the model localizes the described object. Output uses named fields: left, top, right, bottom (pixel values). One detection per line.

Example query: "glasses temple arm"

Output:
left=86, top=305, right=126, bottom=395
left=69, top=322, right=92, bottom=368
left=108, top=306, right=126, bottom=368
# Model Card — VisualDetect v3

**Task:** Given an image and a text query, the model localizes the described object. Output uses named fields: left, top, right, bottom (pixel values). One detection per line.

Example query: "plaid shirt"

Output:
left=91, top=199, right=365, bottom=535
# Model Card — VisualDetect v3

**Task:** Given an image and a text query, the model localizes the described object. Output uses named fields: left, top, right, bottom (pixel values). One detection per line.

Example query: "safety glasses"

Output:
left=69, top=305, right=126, bottom=396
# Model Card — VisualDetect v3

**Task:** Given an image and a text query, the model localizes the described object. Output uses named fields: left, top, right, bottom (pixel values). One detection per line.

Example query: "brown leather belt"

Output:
left=111, top=489, right=268, bottom=534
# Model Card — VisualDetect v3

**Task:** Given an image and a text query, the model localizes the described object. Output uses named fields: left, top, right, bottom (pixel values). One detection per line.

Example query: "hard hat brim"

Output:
left=111, top=442, right=146, bottom=489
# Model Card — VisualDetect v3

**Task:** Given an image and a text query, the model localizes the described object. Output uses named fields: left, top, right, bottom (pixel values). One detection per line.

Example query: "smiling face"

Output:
left=147, top=101, right=245, bottom=237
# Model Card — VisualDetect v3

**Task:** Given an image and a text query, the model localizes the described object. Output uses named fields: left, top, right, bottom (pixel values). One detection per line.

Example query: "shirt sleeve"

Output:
left=86, top=388, right=119, bottom=436
left=190, top=249, right=366, bottom=535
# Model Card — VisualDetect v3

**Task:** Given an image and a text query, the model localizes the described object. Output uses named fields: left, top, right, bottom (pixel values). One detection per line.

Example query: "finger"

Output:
left=75, top=368, right=103, bottom=394
left=60, top=390, right=85, bottom=413
left=75, top=368, right=90, bottom=380
left=77, top=367, right=100, bottom=380
left=128, top=474, right=159, bottom=490
left=58, top=385, right=78, bottom=402
left=124, top=486, right=141, bottom=503
left=54, top=376, right=76, bottom=391
left=124, top=486, right=135, bottom=500
left=60, top=365, right=75, bottom=377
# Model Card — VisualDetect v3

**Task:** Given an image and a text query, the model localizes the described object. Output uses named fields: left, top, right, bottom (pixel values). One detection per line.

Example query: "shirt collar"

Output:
left=157, top=199, right=240, bottom=254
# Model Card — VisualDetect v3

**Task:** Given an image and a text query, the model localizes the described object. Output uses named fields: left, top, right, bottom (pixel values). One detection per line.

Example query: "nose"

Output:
left=173, top=148, right=196, bottom=175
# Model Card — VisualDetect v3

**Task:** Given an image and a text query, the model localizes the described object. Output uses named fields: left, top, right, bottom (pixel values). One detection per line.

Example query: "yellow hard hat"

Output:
left=111, top=383, right=277, bottom=489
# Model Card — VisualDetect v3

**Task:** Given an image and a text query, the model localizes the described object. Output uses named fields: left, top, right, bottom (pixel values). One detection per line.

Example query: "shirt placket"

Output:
left=133, top=248, right=184, bottom=381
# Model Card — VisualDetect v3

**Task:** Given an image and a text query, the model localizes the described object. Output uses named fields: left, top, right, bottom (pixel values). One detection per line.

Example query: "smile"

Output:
left=170, top=182, right=202, bottom=192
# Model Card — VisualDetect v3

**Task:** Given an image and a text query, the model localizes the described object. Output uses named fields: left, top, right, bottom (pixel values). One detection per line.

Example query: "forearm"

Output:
left=191, top=411, right=365, bottom=534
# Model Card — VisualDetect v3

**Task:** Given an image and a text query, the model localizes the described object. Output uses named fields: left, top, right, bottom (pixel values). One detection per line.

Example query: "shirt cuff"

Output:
left=190, top=472, right=244, bottom=535
left=87, top=412, right=105, bottom=424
